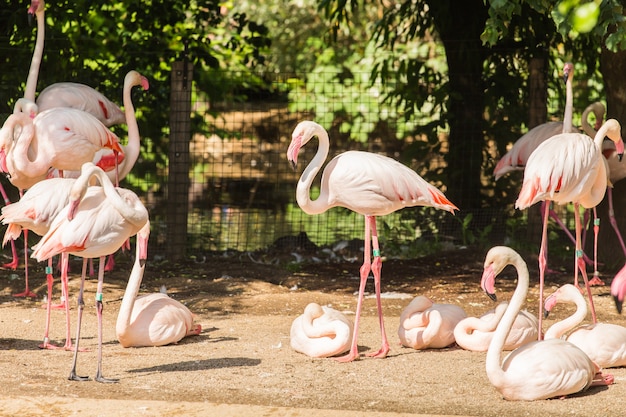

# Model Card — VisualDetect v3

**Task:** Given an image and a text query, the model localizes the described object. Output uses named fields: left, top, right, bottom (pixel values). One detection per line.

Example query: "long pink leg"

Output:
left=94, top=256, right=118, bottom=383
left=537, top=201, right=551, bottom=340
left=336, top=215, right=373, bottom=362
left=574, top=203, right=598, bottom=323
left=543, top=201, right=594, bottom=267
left=13, top=228, right=37, bottom=298
left=366, top=216, right=389, bottom=358
left=588, top=208, right=604, bottom=286
left=69, top=259, right=90, bottom=381
left=39, top=258, right=61, bottom=350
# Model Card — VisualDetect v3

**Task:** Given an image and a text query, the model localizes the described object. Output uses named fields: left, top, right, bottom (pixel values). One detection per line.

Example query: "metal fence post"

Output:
left=166, top=60, right=193, bottom=261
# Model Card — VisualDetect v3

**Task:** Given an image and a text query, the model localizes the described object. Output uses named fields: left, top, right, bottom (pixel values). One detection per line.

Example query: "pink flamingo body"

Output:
left=398, top=295, right=466, bottom=349
left=454, top=302, right=538, bottom=352
left=0, top=109, right=124, bottom=190
left=290, top=303, right=353, bottom=358
left=545, top=283, right=626, bottom=368
left=287, top=121, right=457, bottom=361
left=31, top=162, right=149, bottom=382
left=515, top=119, right=624, bottom=333
left=116, top=223, right=201, bottom=348
left=481, top=246, right=613, bottom=401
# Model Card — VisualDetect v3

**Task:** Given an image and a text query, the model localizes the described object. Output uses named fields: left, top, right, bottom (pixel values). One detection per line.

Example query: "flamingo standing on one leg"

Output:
left=31, top=162, right=149, bottom=382
left=544, top=283, right=626, bottom=368
left=481, top=246, right=613, bottom=401
left=516, top=119, right=625, bottom=335
left=116, top=221, right=202, bottom=348
left=286, top=121, right=458, bottom=362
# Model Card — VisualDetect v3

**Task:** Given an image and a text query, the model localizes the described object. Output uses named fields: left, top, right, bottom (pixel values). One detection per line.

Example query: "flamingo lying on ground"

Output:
left=544, top=283, right=626, bottom=368
left=290, top=303, right=353, bottom=358
left=454, top=302, right=537, bottom=352
left=32, top=162, right=149, bottom=382
left=398, top=296, right=466, bottom=350
left=481, top=246, right=613, bottom=401
left=516, top=119, right=624, bottom=334
left=116, top=221, right=201, bottom=348
left=287, top=121, right=458, bottom=361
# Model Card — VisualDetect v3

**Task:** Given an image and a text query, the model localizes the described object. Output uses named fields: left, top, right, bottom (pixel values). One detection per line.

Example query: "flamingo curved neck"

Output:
left=116, top=239, right=145, bottom=342
left=117, top=74, right=143, bottom=181
left=296, top=125, right=332, bottom=215
left=9, top=113, right=48, bottom=175
left=544, top=290, right=588, bottom=340
left=562, top=71, right=573, bottom=133
left=25, top=8, right=45, bottom=102
left=594, top=121, right=619, bottom=149
left=485, top=251, right=529, bottom=388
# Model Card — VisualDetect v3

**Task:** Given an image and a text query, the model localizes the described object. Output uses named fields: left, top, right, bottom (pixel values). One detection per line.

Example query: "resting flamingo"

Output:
left=290, top=303, right=353, bottom=358
left=611, top=264, right=626, bottom=313
left=287, top=121, right=458, bottom=361
left=454, top=302, right=537, bottom=352
left=31, top=162, right=149, bottom=382
left=397, top=296, right=466, bottom=350
left=515, top=119, right=624, bottom=334
left=116, top=221, right=201, bottom=347
left=544, top=283, right=626, bottom=368
left=481, top=246, right=613, bottom=401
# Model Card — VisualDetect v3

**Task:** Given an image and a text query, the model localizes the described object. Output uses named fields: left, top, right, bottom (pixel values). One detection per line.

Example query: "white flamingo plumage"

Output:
left=544, top=283, right=626, bottom=368
left=290, top=303, right=353, bottom=358
left=397, top=296, right=466, bottom=350
left=515, top=119, right=625, bottom=333
left=454, top=302, right=537, bottom=352
left=31, top=162, right=149, bottom=382
left=482, top=246, right=613, bottom=401
left=116, top=222, right=201, bottom=348
left=287, top=120, right=457, bottom=361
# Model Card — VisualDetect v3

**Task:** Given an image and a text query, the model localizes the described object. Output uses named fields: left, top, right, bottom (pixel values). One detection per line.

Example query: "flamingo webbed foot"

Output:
left=188, top=324, right=202, bottom=336
left=366, top=346, right=389, bottom=359
left=334, top=350, right=360, bottom=363
left=95, top=372, right=119, bottom=384
left=68, top=371, right=91, bottom=382
left=592, top=371, right=614, bottom=386
left=2, top=259, right=19, bottom=270
left=13, top=289, right=38, bottom=298
left=588, top=272, right=605, bottom=286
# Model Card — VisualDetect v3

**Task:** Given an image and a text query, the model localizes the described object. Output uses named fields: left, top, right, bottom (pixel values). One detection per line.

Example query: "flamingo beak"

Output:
left=480, top=265, right=497, bottom=302
left=67, top=199, right=80, bottom=221
left=562, top=68, right=570, bottom=84
left=287, top=134, right=302, bottom=171
left=614, top=296, right=623, bottom=314
left=616, top=139, right=624, bottom=162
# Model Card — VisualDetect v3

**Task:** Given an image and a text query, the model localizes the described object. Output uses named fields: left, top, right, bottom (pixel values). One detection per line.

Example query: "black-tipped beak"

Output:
left=485, top=291, right=497, bottom=302
left=614, top=295, right=623, bottom=314
left=619, top=153, right=624, bottom=162
left=289, top=159, right=297, bottom=171
left=544, top=309, right=551, bottom=319
left=139, top=259, right=146, bottom=267
left=28, top=11, right=35, bottom=26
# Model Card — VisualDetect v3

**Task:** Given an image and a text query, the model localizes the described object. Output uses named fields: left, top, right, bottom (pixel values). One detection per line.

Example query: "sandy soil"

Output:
left=1, top=247, right=625, bottom=417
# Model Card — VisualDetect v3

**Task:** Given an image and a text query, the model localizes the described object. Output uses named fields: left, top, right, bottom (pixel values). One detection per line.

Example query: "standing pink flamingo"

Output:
left=287, top=121, right=458, bottom=362
left=515, top=119, right=624, bottom=334
left=397, top=295, right=466, bottom=350
left=454, top=302, right=537, bottom=352
left=0, top=108, right=124, bottom=190
left=31, top=162, right=149, bottom=382
left=544, top=283, right=626, bottom=368
left=116, top=221, right=202, bottom=348
left=290, top=303, right=353, bottom=358
left=481, top=246, right=613, bottom=401
left=495, top=65, right=602, bottom=269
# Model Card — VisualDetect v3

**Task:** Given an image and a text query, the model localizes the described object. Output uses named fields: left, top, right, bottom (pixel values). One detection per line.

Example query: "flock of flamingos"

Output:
left=3, top=0, right=626, bottom=404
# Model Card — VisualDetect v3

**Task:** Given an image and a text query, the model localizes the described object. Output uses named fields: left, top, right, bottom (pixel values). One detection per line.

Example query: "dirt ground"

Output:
left=1, top=245, right=626, bottom=417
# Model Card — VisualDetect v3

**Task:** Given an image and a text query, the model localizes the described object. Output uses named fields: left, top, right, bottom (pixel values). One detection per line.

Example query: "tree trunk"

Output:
left=597, top=47, right=626, bottom=269
left=428, top=0, right=489, bottom=211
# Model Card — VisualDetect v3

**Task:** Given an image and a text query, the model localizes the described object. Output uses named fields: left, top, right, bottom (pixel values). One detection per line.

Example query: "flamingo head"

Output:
left=125, top=70, right=150, bottom=92
left=480, top=263, right=498, bottom=302
left=562, top=62, right=573, bottom=84
left=611, top=264, right=626, bottom=314
left=288, top=121, right=323, bottom=170
left=543, top=291, right=558, bottom=318
left=287, top=130, right=303, bottom=170
left=28, top=0, right=44, bottom=24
